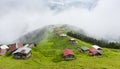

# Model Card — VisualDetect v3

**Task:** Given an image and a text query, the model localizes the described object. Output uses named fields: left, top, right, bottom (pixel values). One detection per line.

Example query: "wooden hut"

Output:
left=0, top=45, right=9, bottom=55
left=89, top=47, right=101, bottom=56
left=63, top=49, right=75, bottom=60
left=9, top=43, right=23, bottom=53
left=59, top=34, right=67, bottom=38
left=69, top=38, right=78, bottom=45
left=55, top=31, right=61, bottom=36
left=12, top=47, right=31, bottom=59
left=80, top=46, right=89, bottom=52
left=0, top=49, right=7, bottom=55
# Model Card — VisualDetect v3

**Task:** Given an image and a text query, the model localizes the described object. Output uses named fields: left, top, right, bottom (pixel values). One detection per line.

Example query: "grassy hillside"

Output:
left=0, top=29, right=120, bottom=69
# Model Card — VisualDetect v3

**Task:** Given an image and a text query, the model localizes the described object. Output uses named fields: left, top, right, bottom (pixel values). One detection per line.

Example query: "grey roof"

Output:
left=92, top=45, right=101, bottom=50
left=71, top=38, right=75, bottom=40
left=59, top=34, right=67, bottom=37
left=12, top=47, right=31, bottom=54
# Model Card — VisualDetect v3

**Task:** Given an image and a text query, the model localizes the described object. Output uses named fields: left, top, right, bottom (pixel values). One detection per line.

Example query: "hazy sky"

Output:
left=0, top=0, right=120, bottom=44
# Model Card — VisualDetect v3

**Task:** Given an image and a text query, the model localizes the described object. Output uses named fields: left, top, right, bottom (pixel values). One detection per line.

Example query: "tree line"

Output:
left=67, top=31, right=120, bottom=49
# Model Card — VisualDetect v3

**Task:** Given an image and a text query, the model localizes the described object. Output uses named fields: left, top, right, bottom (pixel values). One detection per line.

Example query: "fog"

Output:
left=0, top=0, right=120, bottom=44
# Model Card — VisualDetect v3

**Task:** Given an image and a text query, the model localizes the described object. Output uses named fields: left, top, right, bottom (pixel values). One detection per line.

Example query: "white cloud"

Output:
left=0, top=0, right=120, bottom=44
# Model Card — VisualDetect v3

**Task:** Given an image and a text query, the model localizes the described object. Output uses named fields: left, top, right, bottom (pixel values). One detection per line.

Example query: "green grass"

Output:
left=0, top=30, right=120, bottom=69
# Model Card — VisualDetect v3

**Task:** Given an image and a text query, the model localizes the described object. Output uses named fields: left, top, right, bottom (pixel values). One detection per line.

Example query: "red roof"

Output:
left=89, top=47, right=99, bottom=55
left=89, top=47, right=96, bottom=52
left=63, top=49, right=74, bottom=56
left=9, top=43, right=23, bottom=52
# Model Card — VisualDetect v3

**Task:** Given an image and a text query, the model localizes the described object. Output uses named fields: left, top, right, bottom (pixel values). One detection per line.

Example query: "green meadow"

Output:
left=0, top=30, right=120, bottom=69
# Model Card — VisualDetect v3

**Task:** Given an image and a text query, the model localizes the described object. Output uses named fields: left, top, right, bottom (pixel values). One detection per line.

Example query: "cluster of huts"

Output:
left=54, top=27, right=67, bottom=37
left=0, top=43, right=36, bottom=59
left=1, top=27, right=103, bottom=61
left=54, top=27, right=102, bottom=60
left=63, top=45, right=102, bottom=60
left=80, top=45, right=102, bottom=56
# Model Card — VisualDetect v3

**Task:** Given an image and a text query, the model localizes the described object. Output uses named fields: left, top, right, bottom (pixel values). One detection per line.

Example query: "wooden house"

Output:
left=9, top=43, right=23, bottom=53
left=89, top=47, right=101, bottom=56
left=63, top=49, right=75, bottom=60
left=59, top=34, right=67, bottom=38
left=69, top=38, right=78, bottom=45
left=0, top=49, right=6, bottom=55
left=12, top=47, right=31, bottom=59
left=80, top=46, right=89, bottom=52
left=0, top=45, right=9, bottom=55
left=55, top=31, right=61, bottom=36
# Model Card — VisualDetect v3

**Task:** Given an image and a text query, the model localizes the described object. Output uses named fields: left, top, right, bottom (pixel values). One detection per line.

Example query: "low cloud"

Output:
left=0, top=0, right=120, bottom=44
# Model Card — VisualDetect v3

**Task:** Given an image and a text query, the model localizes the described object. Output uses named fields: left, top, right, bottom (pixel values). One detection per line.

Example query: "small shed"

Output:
left=54, top=28, right=58, bottom=32
left=69, top=38, right=78, bottom=45
left=89, top=47, right=101, bottom=56
left=55, top=31, right=61, bottom=35
left=92, top=45, right=102, bottom=50
left=0, top=49, right=7, bottom=55
left=80, top=46, right=89, bottom=52
left=70, top=38, right=75, bottom=41
left=12, top=47, right=31, bottom=59
left=9, top=43, right=23, bottom=53
left=0, top=45, right=9, bottom=49
left=59, top=34, right=67, bottom=38
left=63, top=49, right=75, bottom=60
left=0, top=45, right=9, bottom=55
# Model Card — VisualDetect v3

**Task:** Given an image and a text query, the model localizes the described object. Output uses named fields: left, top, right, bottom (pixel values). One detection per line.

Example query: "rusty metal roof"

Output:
left=63, top=49, right=74, bottom=56
left=12, top=46, right=31, bottom=54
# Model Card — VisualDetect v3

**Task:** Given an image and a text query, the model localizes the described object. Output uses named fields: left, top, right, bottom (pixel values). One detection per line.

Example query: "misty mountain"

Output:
left=15, top=26, right=50, bottom=44
left=15, top=24, right=86, bottom=44
left=14, top=24, right=120, bottom=44
left=64, top=24, right=86, bottom=35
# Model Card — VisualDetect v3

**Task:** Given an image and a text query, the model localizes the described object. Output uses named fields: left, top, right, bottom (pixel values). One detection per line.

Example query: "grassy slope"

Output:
left=0, top=30, right=120, bottom=69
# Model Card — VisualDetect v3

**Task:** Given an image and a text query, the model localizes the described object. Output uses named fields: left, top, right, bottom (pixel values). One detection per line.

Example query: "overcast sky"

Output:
left=0, top=0, right=120, bottom=44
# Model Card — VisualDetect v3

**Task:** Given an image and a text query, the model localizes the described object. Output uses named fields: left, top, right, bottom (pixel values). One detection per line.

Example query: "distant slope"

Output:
left=15, top=24, right=86, bottom=44
left=15, top=26, right=50, bottom=44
